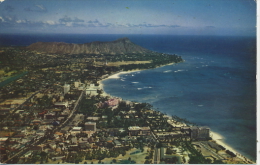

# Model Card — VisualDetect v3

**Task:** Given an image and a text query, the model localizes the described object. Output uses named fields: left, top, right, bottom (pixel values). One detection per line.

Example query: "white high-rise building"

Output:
left=74, top=80, right=81, bottom=88
left=64, top=83, right=70, bottom=95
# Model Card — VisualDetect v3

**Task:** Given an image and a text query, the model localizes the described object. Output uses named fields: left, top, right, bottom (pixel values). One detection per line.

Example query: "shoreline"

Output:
left=98, top=69, right=143, bottom=97
left=210, top=131, right=255, bottom=163
left=98, top=63, right=255, bottom=164
left=98, top=62, right=176, bottom=96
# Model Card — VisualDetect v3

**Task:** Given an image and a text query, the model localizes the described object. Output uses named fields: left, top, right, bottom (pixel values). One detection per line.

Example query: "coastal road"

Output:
left=199, top=142, right=225, bottom=160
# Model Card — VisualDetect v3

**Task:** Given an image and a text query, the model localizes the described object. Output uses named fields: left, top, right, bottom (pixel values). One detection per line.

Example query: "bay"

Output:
left=102, top=35, right=256, bottom=161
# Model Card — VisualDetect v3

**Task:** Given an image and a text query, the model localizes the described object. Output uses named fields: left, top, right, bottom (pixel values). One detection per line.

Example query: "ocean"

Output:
left=0, top=34, right=256, bottom=161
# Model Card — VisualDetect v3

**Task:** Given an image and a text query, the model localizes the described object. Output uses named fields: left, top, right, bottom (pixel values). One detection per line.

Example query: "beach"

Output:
left=98, top=70, right=142, bottom=97
left=99, top=67, right=255, bottom=164
left=210, top=131, right=254, bottom=163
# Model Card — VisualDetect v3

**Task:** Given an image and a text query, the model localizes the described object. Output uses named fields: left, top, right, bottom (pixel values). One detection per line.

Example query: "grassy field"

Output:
left=0, top=70, right=20, bottom=82
left=96, top=60, right=151, bottom=67
left=46, top=147, right=150, bottom=164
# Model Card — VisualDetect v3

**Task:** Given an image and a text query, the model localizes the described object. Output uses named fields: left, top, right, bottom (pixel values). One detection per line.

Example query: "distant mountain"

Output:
left=27, top=37, right=152, bottom=55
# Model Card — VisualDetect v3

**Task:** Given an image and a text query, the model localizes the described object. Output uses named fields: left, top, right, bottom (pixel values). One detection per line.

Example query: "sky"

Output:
left=0, top=0, right=256, bottom=36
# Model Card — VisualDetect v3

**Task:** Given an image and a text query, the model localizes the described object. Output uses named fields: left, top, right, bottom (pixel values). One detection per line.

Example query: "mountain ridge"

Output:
left=27, top=37, right=152, bottom=55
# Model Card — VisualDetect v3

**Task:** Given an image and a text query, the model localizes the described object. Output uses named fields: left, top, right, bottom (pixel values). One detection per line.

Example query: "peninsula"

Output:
left=27, top=37, right=152, bottom=55
left=0, top=38, right=253, bottom=164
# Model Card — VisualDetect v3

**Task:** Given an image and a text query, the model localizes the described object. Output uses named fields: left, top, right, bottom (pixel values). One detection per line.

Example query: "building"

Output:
left=86, top=88, right=98, bottom=96
left=54, top=102, right=69, bottom=109
left=70, top=127, right=82, bottom=135
left=128, top=126, right=151, bottom=136
left=75, top=80, right=85, bottom=90
left=85, top=84, right=100, bottom=96
left=44, top=112, right=55, bottom=119
left=113, top=140, right=122, bottom=147
left=106, top=98, right=120, bottom=107
left=74, top=81, right=80, bottom=88
left=85, top=122, right=96, bottom=132
left=64, top=83, right=70, bottom=95
left=86, top=116, right=100, bottom=121
left=190, top=126, right=210, bottom=140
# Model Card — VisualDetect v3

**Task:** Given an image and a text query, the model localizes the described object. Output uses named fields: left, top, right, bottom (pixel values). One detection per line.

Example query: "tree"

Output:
left=112, top=159, right=116, bottom=163
left=144, top=159, right=150, bottom=164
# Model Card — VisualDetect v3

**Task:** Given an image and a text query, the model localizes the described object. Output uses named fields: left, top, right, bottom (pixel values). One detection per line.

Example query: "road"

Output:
left=145, top=120, right=160, bottom=164
left=1, top=89, right=43, bottom=125
left=153, top=146, right=160, bottom=164
left=200, top=142, right=225, bottom=160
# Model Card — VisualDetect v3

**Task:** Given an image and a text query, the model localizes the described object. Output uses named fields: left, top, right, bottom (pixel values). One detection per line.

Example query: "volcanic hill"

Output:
left=27, top=37, right=152, bottom=55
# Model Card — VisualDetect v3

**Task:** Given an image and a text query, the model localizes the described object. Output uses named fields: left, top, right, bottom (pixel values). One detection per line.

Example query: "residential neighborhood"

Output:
left=0, top=46, right=253, bottom=164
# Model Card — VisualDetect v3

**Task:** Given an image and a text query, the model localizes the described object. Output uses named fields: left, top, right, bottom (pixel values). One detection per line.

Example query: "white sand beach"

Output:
left=97, top=63, right=255, bottom=164
left=211, top=131, right=254, bottom=163
left=98, top=69, right=142, bottom=97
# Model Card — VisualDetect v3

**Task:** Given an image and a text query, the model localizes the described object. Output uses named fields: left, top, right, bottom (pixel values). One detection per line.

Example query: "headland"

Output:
left=0, top=37, right=255, bottom=164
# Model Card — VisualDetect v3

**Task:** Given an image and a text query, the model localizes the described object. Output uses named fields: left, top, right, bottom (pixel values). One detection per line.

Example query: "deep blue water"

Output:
left=102, top=35, right=256, bottom=161
left=0, top=34, right=256, bottom=161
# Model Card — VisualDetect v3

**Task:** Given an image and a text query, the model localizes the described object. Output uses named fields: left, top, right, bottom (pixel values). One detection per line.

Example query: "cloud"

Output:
left=43, top=20, right=56, bottom=25
left=58, top=16, right=85, bottom=27
left=118, top=23, right=181, bottom=28
left=24, top=4, right=47, bottom=12
left=0, top=16, right=4, bottom=22
left=86, top=19, right=110, bottom=27
left=0, top=0, right=5, bottom=3
left=85, top=19, right=180, bottom=29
